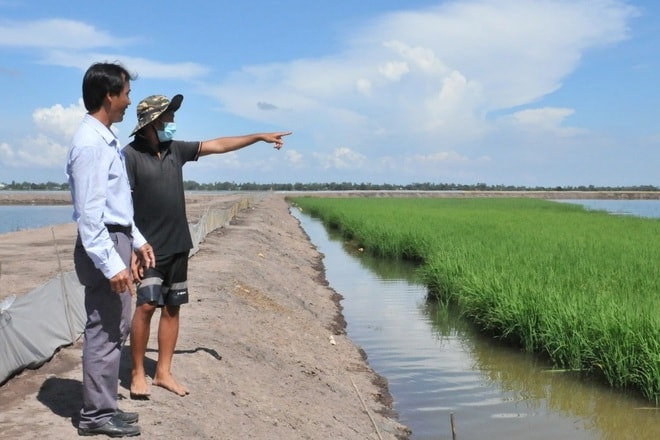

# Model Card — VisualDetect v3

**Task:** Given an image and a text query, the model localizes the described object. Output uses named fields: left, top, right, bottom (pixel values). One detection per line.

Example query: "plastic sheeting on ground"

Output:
left=0, top=196, right=254, bottom=385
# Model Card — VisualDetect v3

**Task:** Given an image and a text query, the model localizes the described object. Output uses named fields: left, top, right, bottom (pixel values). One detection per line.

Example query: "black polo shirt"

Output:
left=123, top=138, right=201, bottom=255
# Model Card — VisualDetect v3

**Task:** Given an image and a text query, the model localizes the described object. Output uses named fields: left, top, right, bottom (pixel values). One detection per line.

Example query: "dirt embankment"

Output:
left=0, top=193, right=411, bottom=439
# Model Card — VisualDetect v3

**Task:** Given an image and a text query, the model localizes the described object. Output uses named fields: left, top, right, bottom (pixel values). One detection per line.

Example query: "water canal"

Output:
left=291, top=204, right=660, bottom=440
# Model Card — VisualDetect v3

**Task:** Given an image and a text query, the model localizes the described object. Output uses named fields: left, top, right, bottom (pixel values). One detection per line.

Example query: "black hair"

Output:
left=82, top=62, right=137, bottom=112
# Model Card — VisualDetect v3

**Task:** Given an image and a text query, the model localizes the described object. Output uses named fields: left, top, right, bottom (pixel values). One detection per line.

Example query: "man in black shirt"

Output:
left=124, top=94, right=291, bottom=398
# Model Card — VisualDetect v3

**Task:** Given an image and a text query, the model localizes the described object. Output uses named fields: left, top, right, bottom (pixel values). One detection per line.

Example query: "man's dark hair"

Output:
left=82, top=62, right=137, bottom=112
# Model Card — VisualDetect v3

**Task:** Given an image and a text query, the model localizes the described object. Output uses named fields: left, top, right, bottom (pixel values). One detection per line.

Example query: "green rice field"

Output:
left=289, top=196, right=660, bottom=404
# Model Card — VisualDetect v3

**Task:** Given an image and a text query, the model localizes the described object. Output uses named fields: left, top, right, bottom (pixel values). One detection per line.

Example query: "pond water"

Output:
left=291, top=202, right=660, bottom=440
left=554, top=199, right=660, bottom=219
left=0, top=205, right=72, bottom=234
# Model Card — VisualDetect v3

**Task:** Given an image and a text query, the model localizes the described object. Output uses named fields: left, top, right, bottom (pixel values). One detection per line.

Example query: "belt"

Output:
left=105, top=224, right=132, bottom=235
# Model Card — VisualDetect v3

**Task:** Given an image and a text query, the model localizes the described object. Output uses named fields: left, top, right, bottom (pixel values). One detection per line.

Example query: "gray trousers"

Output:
left=74, top=231, right=132, bottom=429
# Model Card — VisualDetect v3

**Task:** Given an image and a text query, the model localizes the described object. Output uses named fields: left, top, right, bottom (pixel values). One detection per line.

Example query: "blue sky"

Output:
left=0, top=0, right=657, bottom=187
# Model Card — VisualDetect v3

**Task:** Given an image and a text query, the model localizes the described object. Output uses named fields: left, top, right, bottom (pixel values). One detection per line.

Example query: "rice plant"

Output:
left=290, top=196, right=660, bottom=404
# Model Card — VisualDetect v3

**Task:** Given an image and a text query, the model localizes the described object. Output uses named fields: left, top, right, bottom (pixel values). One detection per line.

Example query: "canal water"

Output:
left=291, top=204, right=660, bottom=440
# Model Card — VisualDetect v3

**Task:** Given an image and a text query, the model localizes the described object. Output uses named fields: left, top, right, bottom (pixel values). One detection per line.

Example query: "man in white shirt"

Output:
left=66, top=62, right=155, bottom=438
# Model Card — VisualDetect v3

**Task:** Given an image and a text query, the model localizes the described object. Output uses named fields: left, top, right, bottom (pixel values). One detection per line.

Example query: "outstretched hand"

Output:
left=264, top=131, right=292, bottom=150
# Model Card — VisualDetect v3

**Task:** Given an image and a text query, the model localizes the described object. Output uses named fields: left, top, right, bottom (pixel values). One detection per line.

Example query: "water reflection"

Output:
left=438, top=302, right=658, bottom=439
left=292, top=208, right=660, bottom=440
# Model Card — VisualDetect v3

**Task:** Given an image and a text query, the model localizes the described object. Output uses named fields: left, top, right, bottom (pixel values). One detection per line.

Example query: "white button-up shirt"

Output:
left=66, top=114, right=147, bottom=279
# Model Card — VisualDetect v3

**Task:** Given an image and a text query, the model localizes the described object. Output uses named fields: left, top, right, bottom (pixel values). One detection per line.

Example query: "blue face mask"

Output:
left=157, top=122, right=176, bottom=142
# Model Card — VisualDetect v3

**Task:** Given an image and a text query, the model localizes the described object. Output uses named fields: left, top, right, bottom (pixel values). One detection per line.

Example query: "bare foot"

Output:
left=153, top=373, right=190, bottom=397
left=130, top=371, right=151, bottom=399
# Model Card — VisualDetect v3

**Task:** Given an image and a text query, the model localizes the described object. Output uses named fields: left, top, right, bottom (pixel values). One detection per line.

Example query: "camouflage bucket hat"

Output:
left=130, top=94, right=183, bottom=136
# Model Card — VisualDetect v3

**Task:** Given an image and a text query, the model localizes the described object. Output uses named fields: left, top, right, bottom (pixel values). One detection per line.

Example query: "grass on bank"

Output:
left=289, top=196, right=660, bottom=404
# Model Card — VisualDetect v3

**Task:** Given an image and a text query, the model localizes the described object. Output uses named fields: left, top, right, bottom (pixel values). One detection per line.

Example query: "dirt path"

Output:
left=0, top=193, right=410, bottom=439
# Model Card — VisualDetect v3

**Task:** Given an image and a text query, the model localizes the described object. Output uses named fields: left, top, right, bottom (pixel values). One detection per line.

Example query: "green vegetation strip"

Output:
left=290, top=196, right=660, bottom=404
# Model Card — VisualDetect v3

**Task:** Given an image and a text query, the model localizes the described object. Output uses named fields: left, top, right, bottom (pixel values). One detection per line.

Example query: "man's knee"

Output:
left=135, top=303, right=158, bottom=318
left=162, top=304, right=181, bottom=318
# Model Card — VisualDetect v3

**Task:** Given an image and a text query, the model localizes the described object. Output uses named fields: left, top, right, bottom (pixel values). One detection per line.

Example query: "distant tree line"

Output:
left=0, top=181, right=68, bottom=190
left=181, top=181, right=660, bottom=192
left=0, top=180, right=660, bottom=191
left=1, top=180, right=658, bottom=192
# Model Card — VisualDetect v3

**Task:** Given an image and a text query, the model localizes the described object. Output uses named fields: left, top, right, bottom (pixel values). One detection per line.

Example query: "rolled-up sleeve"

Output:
left=131, top=226, right=148, bottom=250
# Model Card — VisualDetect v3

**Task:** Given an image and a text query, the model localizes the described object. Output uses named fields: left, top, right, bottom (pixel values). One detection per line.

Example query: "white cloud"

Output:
left=204, top=0, right=636, bottom=161
left=204, top=151, right=242, bottom=169
left=378, top=61, right=409, bottom=81
left=382, top=40, right=447, bottom=74
left=284, top=149, right=304, bottom=167
left=0, top=100, right=84, bottom=169
left=33, top=99, right=86, bottom=140
left=1, top=133, right=68, bottom=168
left=0, top=18, right=133, bottom=49
left=315, top=147, right=367, bottom=170
left=110, top=56, right=210, bottom=80
left=356, top=78, right=372, bottom=95
left=0, top=19, right=209, bottom=80
left=503, top=107, right=586, bottom=137
left=42, top=51, right=210, bottom=80
left=407, top=150, right=471, bottom=164
left=423, top=69, right=485, bottom=138
left=0, top=142, right=15, bottom=162
left=510, top=107, right=573, bottom=127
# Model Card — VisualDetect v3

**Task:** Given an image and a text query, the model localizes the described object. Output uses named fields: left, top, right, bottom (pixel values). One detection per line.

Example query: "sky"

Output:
left=0, top=0, right=658, bottom=187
